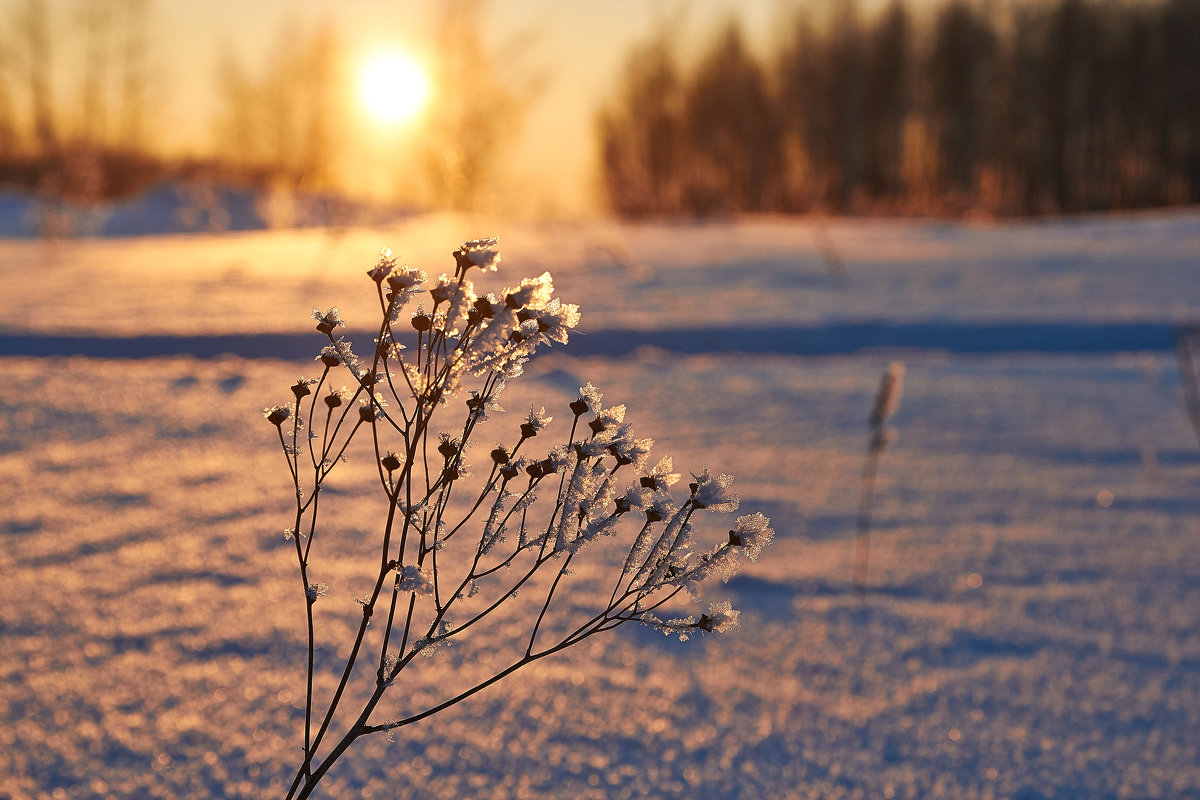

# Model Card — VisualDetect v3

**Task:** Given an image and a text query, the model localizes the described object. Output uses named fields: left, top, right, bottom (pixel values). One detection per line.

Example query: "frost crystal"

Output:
left=608, top=424, right=654, bottom=469
left=700, top=600, right=740, bottom=633
left=456, top=237, right=501, bottom=271
left=690, top=466, right=739, bottom=512
left=430, top=273, right=478, bottom=326
left=728, top=512, right=775, bottom=561
left=641, top=600, right=740, bottom=641
left=531, top=298, right=580, bottom=345
left=642, top=457, right=681, bottom=491
left=368, top=248, right=398, bottom=282
left=311, top=306, right=346, bottom=333
left=396, top=565, right=435, bottom=596
left=263, top=404, right=291, bottom=425
left=579, top=382, right=603, bottom=413
left=504, top=271, right=555, bottom=310
left=385, top=266, right=429, bottom=317
left=523, top=405, right=553, bottom=436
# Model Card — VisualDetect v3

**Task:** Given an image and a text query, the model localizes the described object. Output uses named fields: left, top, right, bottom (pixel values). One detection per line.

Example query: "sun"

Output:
left=360, top=51, right=430, bottom=125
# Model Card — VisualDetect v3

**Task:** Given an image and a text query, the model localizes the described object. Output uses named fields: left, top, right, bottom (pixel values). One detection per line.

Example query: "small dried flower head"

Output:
left=263, top=404, right=291, bottom=426
left=500, top=458, right=523, bottom=481
left=520, top=406, right=552, bottom=438
left=368, top=248, right=398, bottom=282
left=324, top=386, right=349, bottom=408
left=588, top=404, right=626, bottom=435
left=546, top=444, right=572, bottom=472
left=645, top=494, right=674, bottom=522
left=437, top=433, right=461, bottom=460
left=504, top=271, right=554, bottom=310
left=429, top=278, right=451, bottom=309
left=609, top=425, right=654, bottom=468
left=491, top=445, right=510, bottom=465
left=532, top=299, right=581, bottom=345
left=317, top=345, right=342, bottom=368
left=579, top=382, right=603, bottom=414
left=465, top=388, right=504, bottom=419
left=312, top=306, right=346, bottom=335
left=359, top=399, right=379, bottom=422
left=386, top=264, right=427, bottom=294
left=472, top=294, right=502, bottom=321
left=726, top=512, right=775, bottom=561
left=411, top=311, right=433, bottom=332
left=698, top=600, right=739, bottom=634
left=617, top=485, right=650, bottom=513
left=640, top=457, right=681, bottom=491
left=291, top=378, right=316, bottom=399
left=381, top=452, right=402, bottom=472
left=690, top=466, right=739, bottom=512
left=869, top=361, right=906, bottom=429
left=454, top=237, right=500, bottom=273
left=306, top=582, right=330, bottom=603
left=429, top=273, right=475, bottom=312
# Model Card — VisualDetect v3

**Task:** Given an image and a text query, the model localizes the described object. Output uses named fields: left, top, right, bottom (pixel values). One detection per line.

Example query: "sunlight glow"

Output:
left=360, top=51, right=429, bottom=125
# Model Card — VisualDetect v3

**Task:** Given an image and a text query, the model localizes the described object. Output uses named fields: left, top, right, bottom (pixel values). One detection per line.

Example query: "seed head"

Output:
left=311, top=307, right=345, bottom=335
left=291, top=379, right=314, bottom=399
left=869, top=361, right=906, bottom=429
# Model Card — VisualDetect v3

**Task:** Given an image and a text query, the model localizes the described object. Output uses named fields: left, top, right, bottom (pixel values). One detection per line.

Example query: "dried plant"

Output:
left=263, top=239, right=774, bottom=799
left=852, top=360, right=904, bottom=595
left=1172, top=323, right=1200, bottom=448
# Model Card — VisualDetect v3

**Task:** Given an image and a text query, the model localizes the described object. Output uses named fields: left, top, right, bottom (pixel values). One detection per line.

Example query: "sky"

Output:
left=102, top=0, right=790, bottom=214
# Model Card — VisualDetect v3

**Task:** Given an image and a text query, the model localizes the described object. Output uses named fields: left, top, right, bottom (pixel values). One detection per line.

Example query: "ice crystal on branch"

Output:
left=263, top=237, right=774, bottom=800
left=690, top=466, right=739, bottom=511
left=455, top=236, right=501, bottom=272
left=311, top=306, right=346, bottom=334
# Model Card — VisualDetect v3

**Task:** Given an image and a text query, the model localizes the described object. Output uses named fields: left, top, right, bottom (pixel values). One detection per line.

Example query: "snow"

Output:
left=2, top=210, right=1200, bottom=799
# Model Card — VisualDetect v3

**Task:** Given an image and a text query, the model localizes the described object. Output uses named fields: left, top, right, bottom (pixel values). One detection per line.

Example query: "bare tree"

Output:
left=212, top=20, right=343, bottom=194
left=75, top=0, right=113, bottom=146
left=116, top=0, right=152, bottom=149
left=596, top=26, right=687, bottom=217
left=418, top=0, right=536, bottom=211
left=681, top=19, right=780, bottom=213
left=0, top=35, right=19, bottom=157
left=862, top=1, right=912, bottom=205
left=11, top=0, right=57, bottom=156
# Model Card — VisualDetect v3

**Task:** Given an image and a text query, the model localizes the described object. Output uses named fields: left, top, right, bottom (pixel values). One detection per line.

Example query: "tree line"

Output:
left=598, top=0, right=1200, bottom=217
left=0, top=0, right=161, bottom=202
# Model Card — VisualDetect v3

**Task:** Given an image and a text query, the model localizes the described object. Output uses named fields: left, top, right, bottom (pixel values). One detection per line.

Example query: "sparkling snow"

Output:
left=2, top=211, right=1199, bottom=799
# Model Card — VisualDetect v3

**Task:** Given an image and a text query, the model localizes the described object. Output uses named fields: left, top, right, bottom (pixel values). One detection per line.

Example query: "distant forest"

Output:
left=598, top=0, right=1200, bottom=217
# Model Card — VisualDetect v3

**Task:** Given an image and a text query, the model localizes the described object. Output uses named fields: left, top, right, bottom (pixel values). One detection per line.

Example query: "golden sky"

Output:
left=104, top=0, right=786, bottom=214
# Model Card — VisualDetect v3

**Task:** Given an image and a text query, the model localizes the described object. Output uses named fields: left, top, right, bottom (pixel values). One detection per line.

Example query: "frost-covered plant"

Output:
left=264, top=239, right=774, bottom=799
left=852, top=360, right=904, bottom=594
left=1172, top=323, right=1200, bottom=448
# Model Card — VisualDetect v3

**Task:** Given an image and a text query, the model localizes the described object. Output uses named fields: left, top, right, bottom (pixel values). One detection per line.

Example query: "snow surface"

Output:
left=2, top=211, right=1200, bottom=799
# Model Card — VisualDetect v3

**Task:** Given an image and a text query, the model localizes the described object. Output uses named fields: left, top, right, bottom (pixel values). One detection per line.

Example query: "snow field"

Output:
left=3, top=211, right=1200, bottom=798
